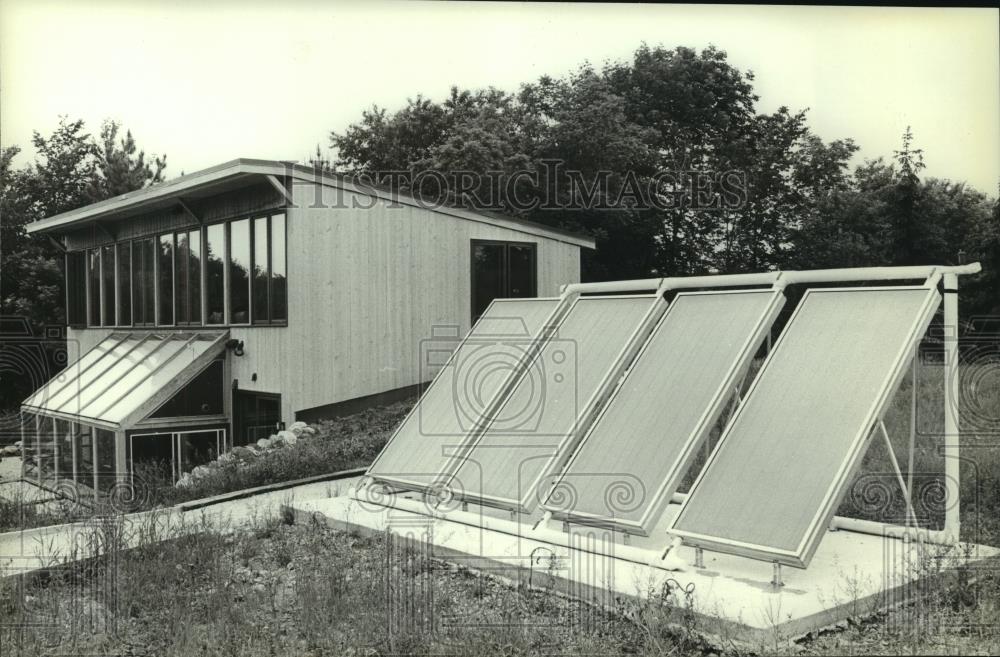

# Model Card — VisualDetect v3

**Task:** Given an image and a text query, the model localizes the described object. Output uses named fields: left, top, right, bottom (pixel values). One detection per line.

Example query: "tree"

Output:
left=329, top=44, right=856, bottom=281
left=87, top=120, right=167, bottom=201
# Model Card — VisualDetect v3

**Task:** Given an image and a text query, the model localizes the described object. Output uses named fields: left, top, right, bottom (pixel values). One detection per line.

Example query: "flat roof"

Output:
left=27, top=158, right=596, bottom=249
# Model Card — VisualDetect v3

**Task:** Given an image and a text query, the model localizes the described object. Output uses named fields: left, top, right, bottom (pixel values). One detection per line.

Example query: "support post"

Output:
left=694, top=547, right=705, bottom=569
left=771, top=562, right=784, bottom=590
left=942, top=272, right=961, bottom=543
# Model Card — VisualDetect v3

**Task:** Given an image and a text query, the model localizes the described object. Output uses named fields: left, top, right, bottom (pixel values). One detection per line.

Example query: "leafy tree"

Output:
left=329, top=44, right=855, bottom=281
left=1, top=118, right=166, bottom=411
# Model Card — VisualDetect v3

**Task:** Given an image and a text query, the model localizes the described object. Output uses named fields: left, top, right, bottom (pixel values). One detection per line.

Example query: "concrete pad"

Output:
left=288, top=493, right=1000, bottom=646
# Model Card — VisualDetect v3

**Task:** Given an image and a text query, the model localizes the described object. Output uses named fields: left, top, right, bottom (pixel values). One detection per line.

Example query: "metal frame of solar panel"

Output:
left=438, top=292, right=669, bottom=513
left=364, top=296, right=567, bottom=494
left=541, top=287, right=786, bottom=535
left=670, top=280, right=942, bottom=569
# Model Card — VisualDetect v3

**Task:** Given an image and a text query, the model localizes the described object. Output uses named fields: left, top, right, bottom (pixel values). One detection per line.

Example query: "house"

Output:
left=19, top=158, right=593, bottom=496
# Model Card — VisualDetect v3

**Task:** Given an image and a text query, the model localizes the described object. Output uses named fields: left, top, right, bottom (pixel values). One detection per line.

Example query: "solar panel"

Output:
left=670, top=286, right=941, bottom=568
left=543, top=289, right=784, bottom=534
left=366, top=297, right=562, bottom=491
left=445, top=294, right=665, bottom=510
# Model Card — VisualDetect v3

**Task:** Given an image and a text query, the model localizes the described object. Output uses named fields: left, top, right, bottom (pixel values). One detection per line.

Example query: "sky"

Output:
left=1, top=2, right=998, bottom=193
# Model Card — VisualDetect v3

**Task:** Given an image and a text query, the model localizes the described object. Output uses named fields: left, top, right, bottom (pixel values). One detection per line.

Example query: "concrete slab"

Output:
left=288, top=493, right=1000, bottom=647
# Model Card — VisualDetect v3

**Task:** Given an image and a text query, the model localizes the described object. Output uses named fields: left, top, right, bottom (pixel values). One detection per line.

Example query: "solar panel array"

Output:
left=364, top=278, right=943, bottom=570
left=543, top=289, right=784, bottom=534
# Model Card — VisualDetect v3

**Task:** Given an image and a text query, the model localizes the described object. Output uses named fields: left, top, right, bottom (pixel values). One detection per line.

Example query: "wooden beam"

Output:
left=47, top=235, right=67, bottom=252
left=177, top=197, right=203, bottom=224
left=266, top=174, right=295, bottom=205
left=94, top=220, right=116, bottom=242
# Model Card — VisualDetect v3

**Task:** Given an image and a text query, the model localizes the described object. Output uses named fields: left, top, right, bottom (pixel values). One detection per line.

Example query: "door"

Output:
left=471, top=240, right=538, bottom=323
left=233, top=391, right=282, bottom=446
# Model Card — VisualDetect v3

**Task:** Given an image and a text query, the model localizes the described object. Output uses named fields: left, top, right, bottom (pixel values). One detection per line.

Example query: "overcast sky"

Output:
left=2, top=2, right=998, bottom=193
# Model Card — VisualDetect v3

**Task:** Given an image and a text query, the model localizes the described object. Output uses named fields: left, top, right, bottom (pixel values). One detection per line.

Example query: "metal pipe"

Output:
left=942, top=272, right=961, bottom=542
left=777, top=263, right=980, bottom=286
left=560, top=263, right=980, bottom=297
left=828, top=515, right=954, bottom=546
left=561, top=278, right=663, bottom=295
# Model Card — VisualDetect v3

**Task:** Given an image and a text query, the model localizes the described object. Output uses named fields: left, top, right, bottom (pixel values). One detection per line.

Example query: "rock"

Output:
left=301, top=426, right=317, bottom=435
left=175, top=473, right=193, bottom=488
left=256, top=437, right=273, bottom=449
left=288, top=421, right=308, bottom=436
left=232, top=446, right=256, bottom=461
left=191, top=465, right=210, bottom=480
left=1, top=445, right=19, bottom=456
left=276, top=430, right=297, bottom=446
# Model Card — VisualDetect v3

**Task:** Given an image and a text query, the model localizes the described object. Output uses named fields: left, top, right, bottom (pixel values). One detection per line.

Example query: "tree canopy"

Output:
left=329, top=44, right=998, bottom=317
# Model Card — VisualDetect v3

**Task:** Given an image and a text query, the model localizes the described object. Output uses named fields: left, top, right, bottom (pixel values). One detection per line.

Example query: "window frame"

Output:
left=64, top=210, right=287, bottom=330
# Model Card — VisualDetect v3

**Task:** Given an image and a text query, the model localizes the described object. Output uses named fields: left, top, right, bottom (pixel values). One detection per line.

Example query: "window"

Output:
left=470, top=240, right=537, bottom=323
left=205, top=224, right=226, bottom=325
left=229, top=219, right=251, bottom=324
left=76, top=424, right=94, bottom=489
left=87, top=249, right=101, bottom=326
left=117, top=242, right=132, bottom=326
left=150, top=359, right=224, bottom=418
left=176, top=229, right=202, bottom=325
left=95, top=428, right=116, bottom=492
left=251, top=213, right=287, bottom=324
left=158, top=234, right=175, bottom=325
left=101, top=245, right=116, bottom=326
left=132, top=237, right=156, bottom=326
left=66, top=251, right=87, bottom=326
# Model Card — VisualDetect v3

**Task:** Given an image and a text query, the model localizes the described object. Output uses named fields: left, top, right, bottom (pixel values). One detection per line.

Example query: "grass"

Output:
left=2, top=504, right=997, bottom=656
left=0, top=511, right=711, bottom=657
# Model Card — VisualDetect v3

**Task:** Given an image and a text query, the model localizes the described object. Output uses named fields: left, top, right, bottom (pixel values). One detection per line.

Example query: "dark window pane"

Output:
left=188, top=229, right=202, bottom=324
left=158, top=235, right=174, bottom=325
left=151, top=360, right=224, bottom=418
left=177, top=431, right=221, bottom=474
left=507, top=245, right=536, bottom=298
left=132, top=238, right=156, bottom=326
left=101, top=246, right=116, bottom=326
left=129, top=433, right=173, bottom=483
left=229, top=219, right=250, bottom=324
left=95, top=428, right=116, bottom=492
left=76, top=425, right=94, bottom=489
left=38, top=416, right=55, bottom=478
left=176, top=232, right=190, bottom=324
left=205, top=224, right=225, bottom=324
left=252, top=216, right=269, bottom=323
left=87, top=249, right=101, bottom=326
left=472, top=243, right=505, bottom=322
left=271, top=214, right=287, bottom=322
left=66, top=252, right=87, bottom=326
left=57, top=420, right=73, bottom=481
left=117, top=243, right=131, bottom=326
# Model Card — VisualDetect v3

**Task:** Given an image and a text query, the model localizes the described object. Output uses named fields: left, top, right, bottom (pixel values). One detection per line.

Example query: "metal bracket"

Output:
left=694, top=547, right=705, bottom=569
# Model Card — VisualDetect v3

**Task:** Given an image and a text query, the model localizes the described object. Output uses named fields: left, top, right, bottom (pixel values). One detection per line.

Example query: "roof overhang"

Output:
left=27, top=158, right=597, bottom=249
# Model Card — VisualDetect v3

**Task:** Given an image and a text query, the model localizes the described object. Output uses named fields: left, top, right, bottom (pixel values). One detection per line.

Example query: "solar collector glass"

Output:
left=544, top=290, right=784, bottom=532
left=448, top=295, right=660, bottom=508
left=366, top=298, right=560, bottom=490
left=670, top=286, right=940, bottom=567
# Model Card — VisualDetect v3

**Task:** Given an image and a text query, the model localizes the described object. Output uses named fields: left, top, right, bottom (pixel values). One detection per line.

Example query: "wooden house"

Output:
left=20, top=158, right=593, bottom=495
